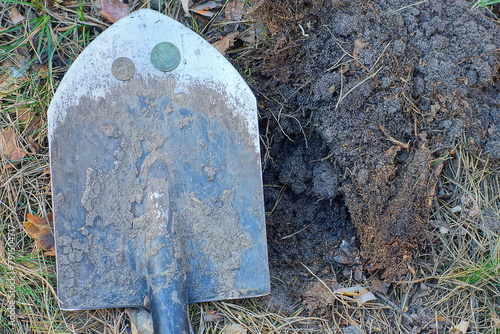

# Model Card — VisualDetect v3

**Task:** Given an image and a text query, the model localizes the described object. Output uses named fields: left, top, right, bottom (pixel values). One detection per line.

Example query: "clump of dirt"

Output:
left=245, top=0, right=500, bottom=289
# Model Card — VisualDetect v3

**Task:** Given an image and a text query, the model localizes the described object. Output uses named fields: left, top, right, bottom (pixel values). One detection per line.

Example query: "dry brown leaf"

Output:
left=225, top=0, right=245, bottom=21
left=433, top=159, right=445, bottom=177
left=334, top=285, right=377, bottom=305
left=223, top=323, right=247, bottom=334
left=334, top=285, right=363, bottom=297
left=27, top=136, right=41, bottom=153
left=368, top=277, right=389, bottom=295
left=191, top=9, right=213, bottom=16
left=353, top=39, right=366, bottom=67
left=239, top=30, right=255, bottom=44
left=461, top=194, right=480, bottom=217
left=490, top=311, right=500, bottom=328
left=9, top=7, right=25, bottom=24
left=23, top=214, right=55, bottom=256
left=97, top=0, right=129, bottom=23
left=354, top=288, right=376, bottom=306
left=203, top=310, right=224, bottom=322
left=0, top=129, right=27, bottom=169
left=214, top=32, right=239, bottom=54
left=0, top=63, right=27, bottom=97
left=450, top=320, right=469, bottom=334
left=191, top=1, right=222, bottom=17
left=414, top=282, right=431, bottom=299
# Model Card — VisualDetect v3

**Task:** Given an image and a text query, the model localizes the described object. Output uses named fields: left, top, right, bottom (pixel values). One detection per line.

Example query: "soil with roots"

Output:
left=242, top=0, right=500, bottom=312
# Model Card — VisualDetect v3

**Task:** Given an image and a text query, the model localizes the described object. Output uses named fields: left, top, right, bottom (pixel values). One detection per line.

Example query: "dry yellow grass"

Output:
left=1, top=1, right=499, bottom=333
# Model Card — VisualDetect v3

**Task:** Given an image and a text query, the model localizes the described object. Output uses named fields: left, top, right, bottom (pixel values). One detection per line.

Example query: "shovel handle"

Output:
left=148, top=270, right=189, bottom=334
left=144, top=157, right=190, bottom=333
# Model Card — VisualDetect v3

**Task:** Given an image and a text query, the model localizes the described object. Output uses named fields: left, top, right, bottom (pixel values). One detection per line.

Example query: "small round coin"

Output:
left=151, top=42, right=181, bottom=72
left=112, top=57, right=135, bottom=81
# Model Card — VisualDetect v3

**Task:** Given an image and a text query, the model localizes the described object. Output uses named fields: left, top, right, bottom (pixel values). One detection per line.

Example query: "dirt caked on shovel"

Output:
left=48, top=9, right=269, bottom=334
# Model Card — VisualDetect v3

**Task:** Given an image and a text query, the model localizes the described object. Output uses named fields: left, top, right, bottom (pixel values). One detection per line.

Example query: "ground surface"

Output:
left=246, top=0, right=500, bottom=312
left=1, top=0, right=500, bottom=332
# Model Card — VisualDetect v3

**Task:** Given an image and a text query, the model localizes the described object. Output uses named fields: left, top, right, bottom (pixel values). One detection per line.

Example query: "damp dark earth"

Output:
left=236, top=0, right=500, bottom=314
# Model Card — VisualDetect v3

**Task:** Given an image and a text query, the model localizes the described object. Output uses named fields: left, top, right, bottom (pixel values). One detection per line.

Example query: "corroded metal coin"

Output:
left=112, top=57, right=135, bottom=81
left=151, top=42, right=181, bottom=72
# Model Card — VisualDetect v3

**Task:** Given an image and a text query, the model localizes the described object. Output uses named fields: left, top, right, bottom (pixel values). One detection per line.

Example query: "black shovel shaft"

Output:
left=148, top=270, right=189, bottom=334
left=145, top=165, right=189, bottom=334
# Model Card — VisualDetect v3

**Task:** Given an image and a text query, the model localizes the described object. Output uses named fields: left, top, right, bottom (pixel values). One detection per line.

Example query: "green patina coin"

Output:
left=151, top=42, right=181, bottom=72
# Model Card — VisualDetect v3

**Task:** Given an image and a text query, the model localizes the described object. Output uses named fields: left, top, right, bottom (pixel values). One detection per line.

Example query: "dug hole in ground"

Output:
left=246, top=0, right=500, bottom=332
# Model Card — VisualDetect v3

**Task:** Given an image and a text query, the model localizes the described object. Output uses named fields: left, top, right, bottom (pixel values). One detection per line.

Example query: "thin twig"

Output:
left=335, top=66, right=383, bottom=109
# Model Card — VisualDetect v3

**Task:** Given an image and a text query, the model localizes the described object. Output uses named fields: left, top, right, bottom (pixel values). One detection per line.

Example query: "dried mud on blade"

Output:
left=48, top=9, right=269, bottom=334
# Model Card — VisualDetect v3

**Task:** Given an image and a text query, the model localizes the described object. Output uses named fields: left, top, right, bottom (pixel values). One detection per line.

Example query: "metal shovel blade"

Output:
left=48, top=9, right=269, bottom=333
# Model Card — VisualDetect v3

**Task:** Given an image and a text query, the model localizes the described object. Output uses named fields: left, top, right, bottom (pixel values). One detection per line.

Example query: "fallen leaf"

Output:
left=490, top=311, right=500, bottom=328
left=1, top=54, right=29, bottom=97
left=354, top=288, right=376, bottom=306
left=0, top=129, right=27, bottom=169
left=413, top=283, right=431, bottom=299
left=125, top=308, right=153, bottom=334
left=368, top=277, right=389, bottom=295
left=23, top=214, right=55, bottom=256
left=97, top=0, right=129, bottom=23
left=239, top=29, right=255, bottom=44
left=353, top=39, right=366, bottom=67
left=342, top=325, right=363, bottom=334
left=334, top=285, right=364, bottom=296
left=223, top=323, right=247, bottom=334
left=333, top=285, right=377, bottom=305
left=461, top=194, right=480, bottom=217
left=450, top=320, right=469, bottom=334
left=353, top=265, right=364, bottom=281
left=203, top=310, right=224, bottom=322
left=27, top=136, right=41, bottom=153
left=180, top=0, right=192, bottom=17
left=190, top=0, right=222, bottom=17
left=439, top=226, right=449, bottom=234
left=433, top=160, right=444, bottom=177
left=213, top=32, right=239, bottom=54
left=224, top=0, right=245, bottom=21
left=39, top=233, right=55, bottom=256
left=437, top=315, right=447, bottom=322
left=9, top=7, right=25, bottom=25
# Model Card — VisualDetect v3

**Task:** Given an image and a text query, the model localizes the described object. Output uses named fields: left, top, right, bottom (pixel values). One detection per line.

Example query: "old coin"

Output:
left=112, top=57, right=135, bottom=81
left=151, top=42, right=181, bottom=72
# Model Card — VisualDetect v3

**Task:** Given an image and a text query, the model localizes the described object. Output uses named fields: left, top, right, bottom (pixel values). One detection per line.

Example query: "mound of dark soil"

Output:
left=246, top=0, right=499, bottom=293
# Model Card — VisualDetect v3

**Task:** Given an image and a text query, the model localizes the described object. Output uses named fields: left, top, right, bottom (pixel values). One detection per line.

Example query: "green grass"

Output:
left=458, top=252, right=500, bottom=285
left=473, top=0, right=500, bottom=8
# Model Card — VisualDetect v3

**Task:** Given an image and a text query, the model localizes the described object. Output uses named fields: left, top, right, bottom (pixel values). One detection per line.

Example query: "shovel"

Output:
left=48, top=9, right=269, bottom=333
